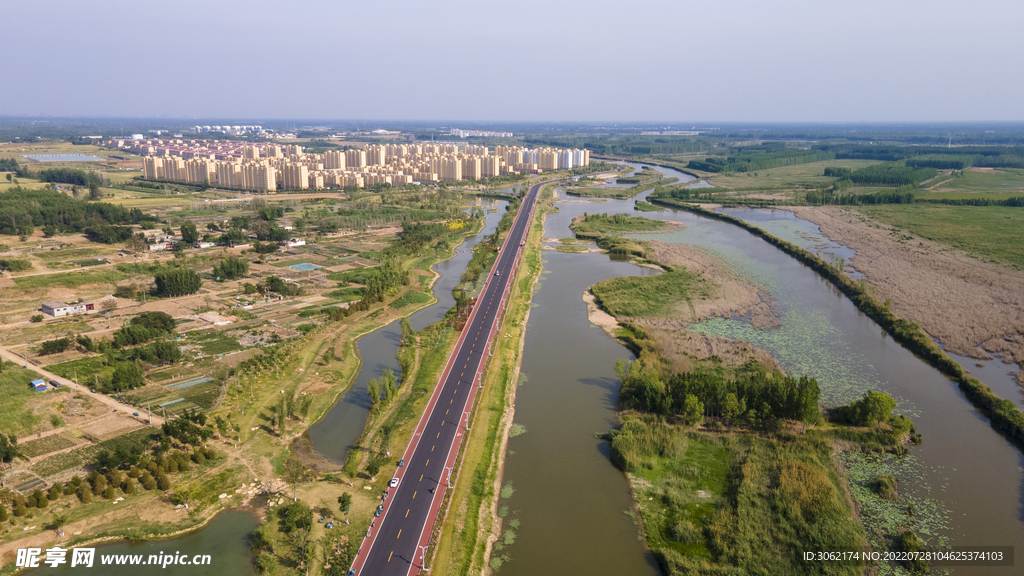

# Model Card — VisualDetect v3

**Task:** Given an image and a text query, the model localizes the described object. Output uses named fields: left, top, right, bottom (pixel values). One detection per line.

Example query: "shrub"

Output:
left=155, top=267, right=202, bottom=296
left=0, top=259, right=31, bottom=272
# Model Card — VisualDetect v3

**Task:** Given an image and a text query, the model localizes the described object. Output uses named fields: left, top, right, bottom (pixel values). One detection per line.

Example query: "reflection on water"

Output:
left=28, top=511, right=259, bottom=576
left=307, top=199, right=508, bottom=463
left=507, top=170, right=1024, bottom=575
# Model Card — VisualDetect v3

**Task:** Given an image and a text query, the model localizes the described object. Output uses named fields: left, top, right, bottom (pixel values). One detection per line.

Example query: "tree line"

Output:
left=615, top=356, right=820, bottom=426
left=0, top=187, right=146, bottom=236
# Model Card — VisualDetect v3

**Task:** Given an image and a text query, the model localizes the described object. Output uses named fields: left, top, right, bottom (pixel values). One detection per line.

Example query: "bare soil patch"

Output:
left=641, top=241, right=778, bottom=331
left=790, top=206, right=1024, bottom=385
left=645, top=327, right=780, bottom=374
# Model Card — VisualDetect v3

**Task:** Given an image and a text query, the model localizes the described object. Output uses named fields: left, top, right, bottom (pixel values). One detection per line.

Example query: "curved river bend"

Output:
left=498, top=164, right=1024, bottom=576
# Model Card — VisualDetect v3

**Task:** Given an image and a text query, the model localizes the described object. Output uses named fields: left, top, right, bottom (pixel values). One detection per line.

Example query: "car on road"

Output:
left=389, top=477, right=399, bottom=488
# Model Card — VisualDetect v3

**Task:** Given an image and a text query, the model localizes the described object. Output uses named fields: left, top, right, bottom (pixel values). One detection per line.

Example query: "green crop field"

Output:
left=19, top=433, right=76, bottom=458
left=47, top=356, right=112, bottom=384
left=13, top=269, right=127, bottom=291
left=857, top=204, right=1024, bottom=269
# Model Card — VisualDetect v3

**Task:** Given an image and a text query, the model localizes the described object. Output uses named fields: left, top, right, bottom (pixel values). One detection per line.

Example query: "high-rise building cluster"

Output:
left=450, top=128, right=513, bottom=138
left=111, top=138, right=589, bottom=191
left=192, top=125, right=264, bottom=135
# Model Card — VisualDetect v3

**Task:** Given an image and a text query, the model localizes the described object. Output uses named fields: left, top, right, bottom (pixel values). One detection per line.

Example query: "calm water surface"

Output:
left=307, top=199, right=508, bottom=462
left=28, top=511, right=259, bottom=576
left=503, top=165, right=1024, bottom=575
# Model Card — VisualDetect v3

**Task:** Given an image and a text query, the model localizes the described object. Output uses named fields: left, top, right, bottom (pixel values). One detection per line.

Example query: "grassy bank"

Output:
left=567, top=177, right=679, bottom=199
left=590, top=268, right=711, bottom=318
left=570, top=212, right=675, bottom=238
left=431, top=183, right=552, bottom=574
left=613, top=415, right=867, bottom=576
left=646, top=197, right=1024, bottom=453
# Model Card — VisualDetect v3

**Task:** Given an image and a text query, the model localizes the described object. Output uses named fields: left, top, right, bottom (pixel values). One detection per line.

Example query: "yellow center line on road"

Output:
left=397, top=529, right=402, bottom=539
left=389, top=551, right=393, bottom=562
left=419, top=474, right=423, bottom=481
left=431, top=445, right=435, bottom=452
left=406, top=509, right=410, bottom=518
left=413, top=491, right=417, bottom=499
left=436, top=432, right=440, bottom=438
left=425, top=459, right=429, bottom=466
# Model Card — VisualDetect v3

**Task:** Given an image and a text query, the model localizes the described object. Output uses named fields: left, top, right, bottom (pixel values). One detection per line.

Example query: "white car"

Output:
left=389, top=477, right=400, bottom=488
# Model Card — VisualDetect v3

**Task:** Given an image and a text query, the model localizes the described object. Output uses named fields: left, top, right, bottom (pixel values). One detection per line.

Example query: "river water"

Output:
left=499, top=164, right=1024, bottom=575
left=307, top=198, right=508, bottom=463
left=40, top=165, right=1024, bottom=574
left=25, top=198, right=513, bottom=576
left=27, top=511, right=259, bottom=576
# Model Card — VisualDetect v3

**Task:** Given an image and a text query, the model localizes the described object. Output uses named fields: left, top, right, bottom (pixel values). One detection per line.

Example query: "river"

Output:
left=39, top=164, right=1023, bottom=575
left=306, top=197, right=509, bottom=463
left=25, top=197, right=512, bottom=576
left=498, top=164, right=1024, bottom=575
left=27, top=511, right=259, bottom=576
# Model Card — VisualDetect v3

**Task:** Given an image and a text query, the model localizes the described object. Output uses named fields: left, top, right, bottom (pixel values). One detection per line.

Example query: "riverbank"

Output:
left=787, top=205, right=1024, bottom=386
left=0, top=207, right=497, bottom=574
left=430, top=182, right=552, bottom=574
left=647, top=197, right=1024, bottom=452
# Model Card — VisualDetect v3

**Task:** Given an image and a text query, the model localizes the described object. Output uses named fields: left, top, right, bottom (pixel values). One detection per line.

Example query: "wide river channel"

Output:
left=34, top=166, right=1024, bottom=575
left=497, top=164, right=1024, bottom=576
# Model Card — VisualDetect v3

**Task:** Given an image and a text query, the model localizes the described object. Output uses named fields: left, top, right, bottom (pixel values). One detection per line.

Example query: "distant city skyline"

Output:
left=3, top=0, right=1021, bottom=122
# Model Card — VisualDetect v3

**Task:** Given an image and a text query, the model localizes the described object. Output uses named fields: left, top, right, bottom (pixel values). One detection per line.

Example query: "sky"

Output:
left=3, top=0, right=1023, bottom=122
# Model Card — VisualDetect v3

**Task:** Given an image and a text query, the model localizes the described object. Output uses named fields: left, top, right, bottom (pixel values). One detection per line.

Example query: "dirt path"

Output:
left=0, top=345, right=165, bottom=426
left=789, top=206, right=1024, bottom=385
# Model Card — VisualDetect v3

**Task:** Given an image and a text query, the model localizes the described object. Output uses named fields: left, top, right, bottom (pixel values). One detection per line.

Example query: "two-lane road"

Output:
left=351, top=179, right=550, bottom=576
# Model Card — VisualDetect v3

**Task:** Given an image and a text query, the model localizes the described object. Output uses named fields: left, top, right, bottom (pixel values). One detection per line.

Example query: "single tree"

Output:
left=283, top=457, right=306, bottom=501
left=179, top=222, right=200, bottom=244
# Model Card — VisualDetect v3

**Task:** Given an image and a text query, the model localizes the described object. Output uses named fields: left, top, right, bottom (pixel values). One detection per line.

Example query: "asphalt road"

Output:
left=352, top=179, right=548, bottom=576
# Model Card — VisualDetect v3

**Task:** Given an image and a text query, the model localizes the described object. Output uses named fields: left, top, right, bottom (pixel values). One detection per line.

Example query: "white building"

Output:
left=286, top=238, right=306, bottom=248
left=41, top=301, right=93, bottom=317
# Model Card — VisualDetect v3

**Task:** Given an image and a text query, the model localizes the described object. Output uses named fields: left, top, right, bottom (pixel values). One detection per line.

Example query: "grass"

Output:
left=692, top=158, right=883, bottom=190
left=32, top=427, right=156, bottom=478
left=18, top=433, right=76, bottom=458
left=0, top=365, right=46, bottom=436
left=856, top=204, right=1024, bottom=269
left=590, top=267, right=712, bottom=318
left=923, top=167, right=1024, bottom=194
left=568, top=177, right=678, bottom=199
left=12, top=269, right=127, bottom=291
left=431, top=183, right=553, bottom=575
left=389, top=289, right=432, bottom=309
left=615, top=167, right=664, bottom=184
left=613, top=414, right=866, bottom=575
left=46, top=355, right=113, bottom=384
left=326, top=267, right=376, bottom=284
left=326, top=286, right=365, bottom=302
left=555, top=245, right=588, bottom=252
left=571, top=213, right=674, bottom=237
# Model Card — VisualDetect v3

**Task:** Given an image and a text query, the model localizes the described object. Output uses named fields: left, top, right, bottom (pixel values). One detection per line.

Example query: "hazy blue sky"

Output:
left=4, top=0, right=1022, bottom=121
